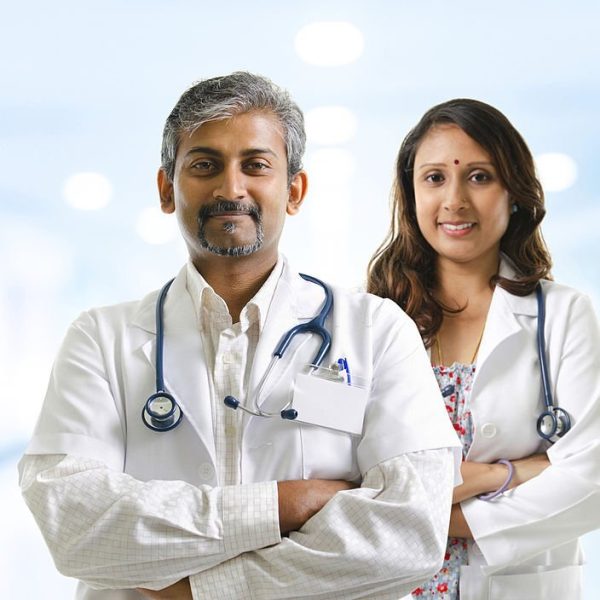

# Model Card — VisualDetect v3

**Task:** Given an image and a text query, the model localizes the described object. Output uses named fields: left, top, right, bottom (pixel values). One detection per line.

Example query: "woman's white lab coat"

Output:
left=454, top=261, right=600, bottom=599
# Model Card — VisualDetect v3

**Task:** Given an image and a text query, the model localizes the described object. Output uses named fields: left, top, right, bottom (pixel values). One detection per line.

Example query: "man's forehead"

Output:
left=177, top=110, right=286, bottom=155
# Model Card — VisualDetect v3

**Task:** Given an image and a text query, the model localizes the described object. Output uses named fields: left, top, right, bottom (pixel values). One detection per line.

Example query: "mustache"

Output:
left=198, top=200, right=261, bottom=221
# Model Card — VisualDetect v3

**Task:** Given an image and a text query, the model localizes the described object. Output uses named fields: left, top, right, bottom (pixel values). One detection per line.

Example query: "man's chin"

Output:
left=200, top=238, right=263, bottom=257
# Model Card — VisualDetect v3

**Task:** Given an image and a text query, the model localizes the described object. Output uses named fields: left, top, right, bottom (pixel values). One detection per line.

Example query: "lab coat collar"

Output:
left=132, top=267, right=217, bottom=463
left=246, top=257, right=324, bottom=414
left=184, top=256, right=285, bottom=335
left=129, top=256, right=320, bottom=442
left=474, top=255, right=537, bottom=375
left=130, top=257, right=310, bottom=335
left=495, top=255, right=538, bottom=316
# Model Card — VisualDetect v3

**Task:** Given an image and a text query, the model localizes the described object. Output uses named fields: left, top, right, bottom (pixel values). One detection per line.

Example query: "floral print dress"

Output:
left=412, top=363, right=476, bottom=600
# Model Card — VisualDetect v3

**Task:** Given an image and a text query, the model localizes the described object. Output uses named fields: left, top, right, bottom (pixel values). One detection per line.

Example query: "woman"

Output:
left=367, top=99, right=600, bottom=599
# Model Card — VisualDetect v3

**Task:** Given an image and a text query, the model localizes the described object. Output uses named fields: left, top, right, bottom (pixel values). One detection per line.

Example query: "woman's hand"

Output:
left=509, top=453, right=550, bottom=489
left=453, top=453, right=550, bottom=503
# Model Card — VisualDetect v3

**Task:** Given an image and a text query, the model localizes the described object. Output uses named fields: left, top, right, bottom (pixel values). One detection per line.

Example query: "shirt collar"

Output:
left=185, top=256, right=285, bottom=332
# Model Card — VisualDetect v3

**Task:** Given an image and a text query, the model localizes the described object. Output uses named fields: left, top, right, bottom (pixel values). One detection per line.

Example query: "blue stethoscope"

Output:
left=441, top=283, right=571, bottom=443
left=534, top=283, right=571, bottom=441
left=142, top=274, right=333, bottom=432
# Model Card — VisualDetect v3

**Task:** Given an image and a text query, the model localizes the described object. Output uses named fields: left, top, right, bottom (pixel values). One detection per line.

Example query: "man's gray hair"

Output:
left=161, top=72, right=306, bottom=182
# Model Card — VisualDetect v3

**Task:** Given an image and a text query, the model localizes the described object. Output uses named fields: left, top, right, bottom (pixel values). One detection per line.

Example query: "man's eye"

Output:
left=245, top=161, right=268, bottom=171
left=192, top=161, right=215, bottom=171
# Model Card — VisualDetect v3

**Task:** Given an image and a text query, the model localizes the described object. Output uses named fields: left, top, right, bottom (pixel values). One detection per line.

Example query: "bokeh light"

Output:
left=295, top=21, right=364, bottom=66
left=536, top=152, right=578, bottom=192
left=63, top=172, right=112, bottom=210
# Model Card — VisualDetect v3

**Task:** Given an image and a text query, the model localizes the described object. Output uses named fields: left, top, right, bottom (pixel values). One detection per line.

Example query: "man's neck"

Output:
left=192, top=253, right=279, bottom=323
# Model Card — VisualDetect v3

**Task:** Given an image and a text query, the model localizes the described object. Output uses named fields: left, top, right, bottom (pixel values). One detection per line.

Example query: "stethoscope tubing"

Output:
left=535, top=283, right=571, bottom=441
left=144, top=273, right=333, bottom=430
left=144, top=277, right=572, bottom=441
left=155, top=278, right=175, bottom=394
left=225, top=273, right=333, bottom=420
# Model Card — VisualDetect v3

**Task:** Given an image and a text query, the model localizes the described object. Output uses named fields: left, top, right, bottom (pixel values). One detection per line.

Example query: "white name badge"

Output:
left=291, top=372, right=368, bottom=436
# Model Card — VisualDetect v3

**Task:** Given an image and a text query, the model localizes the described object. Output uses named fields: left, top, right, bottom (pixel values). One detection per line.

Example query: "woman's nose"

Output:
left=442, top=181, right=468, bottom=211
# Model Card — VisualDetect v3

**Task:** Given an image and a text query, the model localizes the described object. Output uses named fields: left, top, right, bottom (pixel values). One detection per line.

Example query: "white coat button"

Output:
left=198, top=463, right=214, bottom=480
left=481, top=422, right=497, bottom=438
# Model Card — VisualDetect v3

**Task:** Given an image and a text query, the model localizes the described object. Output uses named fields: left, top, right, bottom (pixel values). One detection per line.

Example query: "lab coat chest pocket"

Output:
left=488, top=565, right=582, bottom=599
left=300, top=425, right=360, bottom=481
left=460, top=564, right=583, bottom=600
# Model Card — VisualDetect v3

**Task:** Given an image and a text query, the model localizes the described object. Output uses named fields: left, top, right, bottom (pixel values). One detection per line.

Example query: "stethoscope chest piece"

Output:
left=142, top=391, right=183, bottom=432
left=536, top=407, right=571, bottom=441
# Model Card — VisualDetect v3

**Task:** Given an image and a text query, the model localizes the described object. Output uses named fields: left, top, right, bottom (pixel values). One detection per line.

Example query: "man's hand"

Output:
left=137, top=577, right=192, bottom=599
left=277, top=479, right=358, bottom=535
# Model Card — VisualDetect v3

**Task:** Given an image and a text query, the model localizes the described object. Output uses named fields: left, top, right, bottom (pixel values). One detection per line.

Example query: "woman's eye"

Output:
left=425, top=173, right=444, bottom=184
left=470, top=171, right=491, bottom=183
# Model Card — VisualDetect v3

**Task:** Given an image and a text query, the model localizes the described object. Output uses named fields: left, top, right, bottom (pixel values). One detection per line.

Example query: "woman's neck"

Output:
left=432, top=256, right=500, bottom=366
left=435, top=254, right=499, bottom=311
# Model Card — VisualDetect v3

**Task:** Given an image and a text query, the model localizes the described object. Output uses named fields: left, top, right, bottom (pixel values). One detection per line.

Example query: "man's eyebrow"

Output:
left=185, top=146, right=222, bottom=158
left=184, top=146, right=278, bottom=158
left=240, top=147, right=278, bottom=157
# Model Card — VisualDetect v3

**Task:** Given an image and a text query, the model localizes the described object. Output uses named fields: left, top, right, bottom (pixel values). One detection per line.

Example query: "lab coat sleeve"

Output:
left=356, top=299, right=462, bottom=476
left=461, top=292, right=600, bottom=571
left=190, top=449, right=455, bottom=600
left=18, top=453, right=281, bottom=590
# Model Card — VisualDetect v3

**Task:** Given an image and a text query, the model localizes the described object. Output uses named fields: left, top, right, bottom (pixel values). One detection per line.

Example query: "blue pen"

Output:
left=337, top=357, right=352, bottom=386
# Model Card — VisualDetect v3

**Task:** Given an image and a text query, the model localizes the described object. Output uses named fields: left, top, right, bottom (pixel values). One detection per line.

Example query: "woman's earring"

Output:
left=511, top=204, right=518, bottom=215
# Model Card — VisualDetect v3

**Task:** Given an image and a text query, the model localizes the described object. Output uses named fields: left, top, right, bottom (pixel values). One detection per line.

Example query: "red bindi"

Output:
left=454, top=159, right=460, bottom=165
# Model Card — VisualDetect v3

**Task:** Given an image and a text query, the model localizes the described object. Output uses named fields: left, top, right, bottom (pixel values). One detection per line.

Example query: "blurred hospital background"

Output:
left=2, top=1, right=599, bottom=597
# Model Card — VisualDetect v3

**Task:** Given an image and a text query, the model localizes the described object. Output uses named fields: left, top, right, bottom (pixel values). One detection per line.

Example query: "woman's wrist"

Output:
left=478, top=459, right=515, bottom=501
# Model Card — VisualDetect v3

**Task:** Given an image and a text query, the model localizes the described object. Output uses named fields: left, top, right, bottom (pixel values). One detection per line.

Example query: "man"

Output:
left=19, top=72, right=460, bottom=599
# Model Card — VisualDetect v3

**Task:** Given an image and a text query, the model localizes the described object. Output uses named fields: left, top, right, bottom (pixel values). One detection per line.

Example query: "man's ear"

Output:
left=286, top=170, right=308, bottom=216
left=157, top=168, right=175, bottom=214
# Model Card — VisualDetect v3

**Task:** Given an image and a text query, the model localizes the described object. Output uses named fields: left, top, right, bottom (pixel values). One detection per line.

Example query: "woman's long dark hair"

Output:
left=367, top=99, right=552, bottom=347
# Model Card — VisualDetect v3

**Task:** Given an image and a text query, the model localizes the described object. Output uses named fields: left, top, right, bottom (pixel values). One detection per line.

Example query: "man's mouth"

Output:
left=200, top=200, right=259, bottom=221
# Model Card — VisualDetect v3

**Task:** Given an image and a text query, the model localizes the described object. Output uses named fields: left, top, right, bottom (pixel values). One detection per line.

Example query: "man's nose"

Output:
left=213, top=166, right=246, bottom=200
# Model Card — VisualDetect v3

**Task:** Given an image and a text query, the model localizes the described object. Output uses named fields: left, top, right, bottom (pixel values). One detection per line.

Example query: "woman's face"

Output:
left=412, top=123, right=511, bottom=272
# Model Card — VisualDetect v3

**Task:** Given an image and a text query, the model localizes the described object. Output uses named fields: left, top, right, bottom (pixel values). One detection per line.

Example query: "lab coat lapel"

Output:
left=247, top=261, right=320, bottom=414
left=474, top=259, right=537, bottom=384
left=133, top=268, right=216, bottom=465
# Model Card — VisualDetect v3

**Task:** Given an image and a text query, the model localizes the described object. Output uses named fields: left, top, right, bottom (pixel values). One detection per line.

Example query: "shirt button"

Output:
left=480, top=422, right=497, bottom=438
left=198, top=463, right=214, bottom=480
left=222, top=352, right=233, bottom=364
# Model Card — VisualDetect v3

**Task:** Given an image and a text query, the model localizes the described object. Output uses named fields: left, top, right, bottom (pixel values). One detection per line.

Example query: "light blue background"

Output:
left=2, top=1, right=599, bottom=597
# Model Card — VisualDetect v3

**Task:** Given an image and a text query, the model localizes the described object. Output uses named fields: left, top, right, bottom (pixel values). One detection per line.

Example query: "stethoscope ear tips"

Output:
left=224, top=396, right=240, bottom=409
left=280, top=408, right=298, bottom=420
